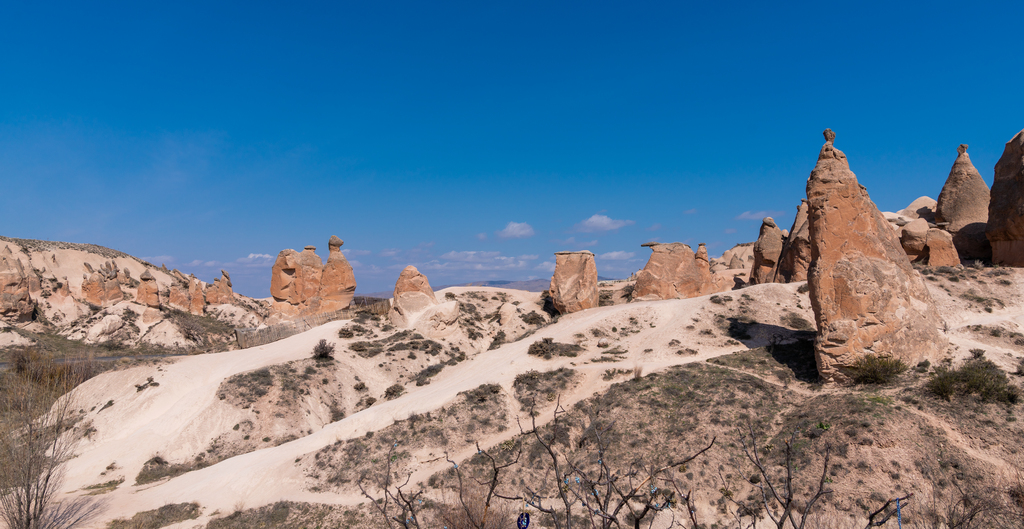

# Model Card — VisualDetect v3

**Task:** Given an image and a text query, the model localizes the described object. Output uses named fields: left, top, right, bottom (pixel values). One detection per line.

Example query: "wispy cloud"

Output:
left=599, top=251, right=635, bottom=260
left=683, top=208, right=698, bottom=214
left=553, top=236, right=598, bottom=248
left=416, top=250, right=539, bottom=271
left=379, top=248, right=400, bottom=257
left=573, top=214, right=635, bottom=233
left=535, top=261, right=556, bottom=272
left=724, top=228, right=737, bottom=234
left=496, top=221, right=535, bottom=239
left=476, top=233, right=488, bottom=241
left=342, top=249, right=372, bottom=256
left=646, top=223, right=662, bottom=232
left=735, top=210, right=785, bottom=221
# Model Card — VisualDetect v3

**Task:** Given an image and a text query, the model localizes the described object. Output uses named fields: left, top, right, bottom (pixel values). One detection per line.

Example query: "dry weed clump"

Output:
left=106, top=502, right=200, bottom=529
left=513, top=368, right=578, bottom=409
left=926, top=357, right=1021, bottom=404
left=848, top=354, right=908, bottom=385
left=526, top=338, right=582, bottom=359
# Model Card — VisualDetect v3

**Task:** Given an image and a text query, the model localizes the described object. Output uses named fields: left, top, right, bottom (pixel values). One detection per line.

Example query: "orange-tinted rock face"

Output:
left=0, top=247, right=33, bottom=322
left=389, top=265, right=438, bottom=326
left=936, top=144, right=990, bottom=260
left=749, top=218, right=784, bottom=284
left=775, top=200, right=811, bottom=283
left=317, top=236, right=356, bottom=312
left=188, top=276, right=205, bottom=315
left=137, top=270, right=160, bottom=308
left=925, top=229, right=960, bottom=267
left=549, top=251, right=598, bottom=314
left=206, top=270, right=234, bottom=305
left=900, top=218, right=930, bottom=262
left=633, top=243, right=724, bottom=301
left=806, top=129, right=946, bottom=384
left=81, top=261, right=124, bottom=307
left=987, top=129, right=1024, bottom=266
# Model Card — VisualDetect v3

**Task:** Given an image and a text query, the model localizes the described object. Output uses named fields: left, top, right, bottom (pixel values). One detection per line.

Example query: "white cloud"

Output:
left=379, top=248, right=400, bottom=257
left=496, top=221, right=535, bottom=239
left=416, top=250, right=538, bottom=271
left=734, top=210, right=785, bottom=221
left=233, top=253, right=276, bottom=267
left=574, top=214, right=635, bottom=233
left=141, top=255, right=175, bottom=265
left=341, top=249, right=372, bottom=256
left=646, top=223, right=662, bottom=232
left=554, top=237, right=598, bottom=248
left=599, top=251, right=635, bottom=260
left=476, top=233, right=488, bottom=241
left=535, top=261, right=556, bottom=272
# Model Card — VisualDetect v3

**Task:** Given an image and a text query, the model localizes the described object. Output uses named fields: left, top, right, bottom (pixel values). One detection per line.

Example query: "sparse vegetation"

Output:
left=926, top=358, right=1021, bottom=404
left=384, top=384, right=405, bottom=400
left=311, top=339, right=335, bottom=360
left=848, top=354, right=908, bottom=384
left=526, top=338, right=582, bottom=359
left=106, top=502, right=200, bottom=529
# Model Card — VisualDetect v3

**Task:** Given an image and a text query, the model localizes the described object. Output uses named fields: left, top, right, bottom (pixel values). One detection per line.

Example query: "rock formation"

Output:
left=548, top=251, right=598, bottom=314
left=206, top=270, right=234, bottom=305
left=721, top=242, right=754, bottom=270
left=0, top=247, right=33, bottom=321
left=389, top=265, right=439, bottom=327
left=925, top=229, right=960, bottom=267
left=806, top=129, right=946, bottom=383
left=935, top=144, right=990, bottom=260
left=774, top=200, right=811, bottom=283
left=728, top=254, right=744, bottom=269
left=137, top=269, right=161, bottom=308
left=632, top=243, right=725, bottom=301
left=316, top=235, right=356, bottom=312
left=749, top=217, right=784, bottom=284
left=899, top=196, right=937, bottom=223
left=168, top=275, right=205, bottom=315
left=81, top=261, right=124, bottom=307
left=986, top=129, right=1024, bottom=266
left=899, top=218, right=930, bottom=262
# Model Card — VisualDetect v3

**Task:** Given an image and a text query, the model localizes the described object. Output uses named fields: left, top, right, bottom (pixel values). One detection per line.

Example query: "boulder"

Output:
left=899, top=218, right=930, bottom=261
left=721, top=242, right=754, bottom=270
left=806, top=129, right=946, bottom=384
left=137, top=269, right=161, bottom=308
left=389, top=266, right=439, bottom=327
left=0, top=247, right=33, bottom=322
left=206, top=270, right=234, bottom=305
left=899, top=196, right=937, bottom=223
left=85, top=314, right=125, bottom=343
left=633, top=243, right=723, bottom=301
left=749, top=217, right=784, bottom=284
left=417, top=300, right=461, bottom=339
left=549, top=251, right=598, bottom=314
left=317, top=235, right=357, bottom=312
left=925, top=229, right=960, bottom=267
left=935, top=144, right=991, bottom=259
left=987, top=129, right=1024, bottom=266
left=775, top=200, right=811, bottom=283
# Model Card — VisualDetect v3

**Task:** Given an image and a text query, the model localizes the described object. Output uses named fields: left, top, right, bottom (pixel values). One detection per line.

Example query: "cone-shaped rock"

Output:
left=774, top=200, right=811, bottom=283
left=987, top=129, right=1024, bottom=265
left=749, top=218, right=784, bottom=284
left=389, top=266, right=439, bottom=327
left=936, top=144, right=989, bottom=260
left=317, top=236, right=357, bottom=312
left=806, top=129, right=946, bottom=383
left=549, top=251, right=598, bottom=314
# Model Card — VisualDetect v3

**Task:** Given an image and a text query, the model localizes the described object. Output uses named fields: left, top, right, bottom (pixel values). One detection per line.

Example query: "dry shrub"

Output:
left=436, top=487, right=515, bottom=529
left=848, top=354, right=907, bottom=384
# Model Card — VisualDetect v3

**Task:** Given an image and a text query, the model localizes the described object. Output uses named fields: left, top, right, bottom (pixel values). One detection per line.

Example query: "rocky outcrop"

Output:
left=806, top=129, right=946, bottom=384
left=925, top=229, right=960, bottom=267
left=899, top=196, right=937, bottom=223
left=987, top=129, right=1024, bottom=266
left=137, top=269, right=161, bottom=308
left=774, top=200, right=811, bottom=283
left=935, top=144, right=990, bottom=260
left=633, top=243, right=725, bottom=301
left=0, top=247, right=33, bottom=322
left=721, top=242, right=754, bottom=270
left=168, top=276, right=205, bottom=315
left=728, top=254, right=745, bottom=269
left=389, top=266, right=439, bottom=327
left=317, top=236, right=356, bottom=312
left=206, top=270, right=234, bottom=305
left=749, top=218, right=784, bottom=284
left=899, top=218, right=930, bottom=262
left=549, top=251, right=598, bottom=314
left=81, top=261, right=124, bottom=307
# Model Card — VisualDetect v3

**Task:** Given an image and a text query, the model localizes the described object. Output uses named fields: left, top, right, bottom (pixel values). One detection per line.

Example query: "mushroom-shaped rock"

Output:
left=936, top=144, right=991, bottom=260
left=806, top=129, right=946, bottom=383
left=317, top=236, right=357, bottom=312
left=389, top=266, right=439, bottom=327
left=0, top=248, right=33, bottom=322
left=987, top=129, right=1024, bottom=266
left=749, top=217, right=784, bottom=284
left=774, top=200, right=811, bottom=283
left=137, top=269, right=161, bottom=308
left=549, top=251, right=598, bottom=314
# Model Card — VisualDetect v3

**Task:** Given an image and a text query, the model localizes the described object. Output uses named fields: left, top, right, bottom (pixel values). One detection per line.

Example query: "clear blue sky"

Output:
left=2, top=1, right=1022, bottom=297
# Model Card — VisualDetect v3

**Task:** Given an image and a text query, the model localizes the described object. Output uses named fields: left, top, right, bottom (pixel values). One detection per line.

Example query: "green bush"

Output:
left=926, top=358, right=1021, bottom=404
left=848, top=354, right=907, bottom=384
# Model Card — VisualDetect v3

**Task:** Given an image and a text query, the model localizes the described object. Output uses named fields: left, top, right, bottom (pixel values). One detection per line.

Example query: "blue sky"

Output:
left=2, top=1, right=1022, bottom=296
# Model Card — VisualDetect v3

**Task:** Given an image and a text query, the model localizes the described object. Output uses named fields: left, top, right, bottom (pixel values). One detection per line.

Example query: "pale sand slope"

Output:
left=62, top=282, right=817, bottom=527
